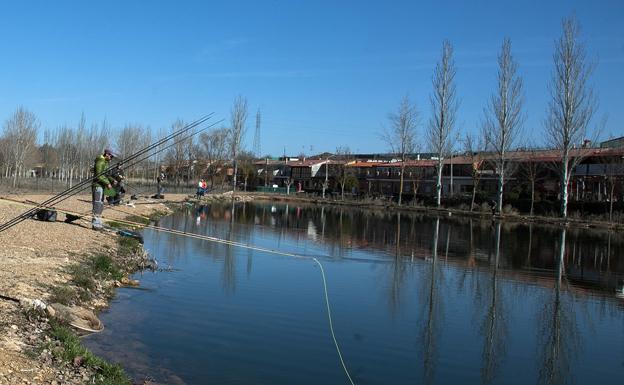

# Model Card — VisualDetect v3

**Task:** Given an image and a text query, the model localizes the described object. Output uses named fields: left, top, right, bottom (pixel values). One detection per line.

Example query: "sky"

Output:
left=0, top=0, right=622, bottom=157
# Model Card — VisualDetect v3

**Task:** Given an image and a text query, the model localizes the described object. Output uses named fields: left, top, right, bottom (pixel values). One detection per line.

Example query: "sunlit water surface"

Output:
left=84, top=202, right=624, bottom=385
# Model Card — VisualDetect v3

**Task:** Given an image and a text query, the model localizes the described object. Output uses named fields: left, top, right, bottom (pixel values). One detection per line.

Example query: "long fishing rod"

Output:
left=0, top=115, right=223, bottom=233
left=0, top=115, right=211, bottom=232
left=0, top=115, right=217, bottom=233
left=2, top=116, right=222, bottom=232
left=0, top=114, right=216, bottom=232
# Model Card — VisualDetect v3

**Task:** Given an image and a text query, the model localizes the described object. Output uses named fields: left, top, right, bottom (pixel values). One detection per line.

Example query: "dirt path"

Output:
left=0, top=193, right=190, bottom=385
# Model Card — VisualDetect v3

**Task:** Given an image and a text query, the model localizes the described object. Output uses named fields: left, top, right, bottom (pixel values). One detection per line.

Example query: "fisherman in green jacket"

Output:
left=92, top=148, right=116, bottom=230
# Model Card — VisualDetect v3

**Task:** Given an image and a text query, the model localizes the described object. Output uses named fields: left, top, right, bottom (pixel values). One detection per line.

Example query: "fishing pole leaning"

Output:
left=0, top=114, right=219, bottom=233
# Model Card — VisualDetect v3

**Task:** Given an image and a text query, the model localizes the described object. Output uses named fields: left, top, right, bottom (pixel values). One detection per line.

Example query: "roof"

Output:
left=287, top=159, right=331, bottom=167
left=348, top=161, right=388, bottom=168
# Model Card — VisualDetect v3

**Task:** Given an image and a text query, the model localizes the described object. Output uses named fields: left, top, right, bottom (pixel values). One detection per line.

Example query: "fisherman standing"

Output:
left=156, top=168, right=166, bottom=198
left=92, top=148, right=116, bottom=230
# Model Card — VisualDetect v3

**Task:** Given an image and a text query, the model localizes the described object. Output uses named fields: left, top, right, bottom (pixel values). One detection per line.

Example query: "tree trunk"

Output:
left=561, top=158, right=569, bottom=219
left=436, top=159, right=443, bottom=207
left=609, top=181, right=615, bottom=222
left=497, top=166, right=504, bottom=214
left=530, top=179, right=535, bottom=217
left=231, top=161, right=238, bottom=204
left=12, top=162, right=18, bottom=188
left=471, top=183, right=477, bottom=212
left=398, top=163, right=405, bottom=206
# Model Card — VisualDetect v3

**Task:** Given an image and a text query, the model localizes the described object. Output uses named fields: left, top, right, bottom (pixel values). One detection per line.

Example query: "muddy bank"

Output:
left=0, top=193, right=190, bottom=385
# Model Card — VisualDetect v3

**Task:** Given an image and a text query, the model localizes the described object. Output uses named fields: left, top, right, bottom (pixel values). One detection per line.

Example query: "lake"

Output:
left=84, top=201, right=624, bottom=385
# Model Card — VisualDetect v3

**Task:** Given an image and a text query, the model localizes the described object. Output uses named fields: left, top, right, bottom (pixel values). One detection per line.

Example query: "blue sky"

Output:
left=0, top=0, right=622, bottom=156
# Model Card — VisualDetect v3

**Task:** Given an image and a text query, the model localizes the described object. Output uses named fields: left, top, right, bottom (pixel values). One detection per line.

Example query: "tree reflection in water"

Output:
left=479, top=221, right=508, bottom=385
left=419, top=217, right=444, bottom=385
left=537, top=228, right=580, bottom=385
left=222, top=202, right=237, bottom=294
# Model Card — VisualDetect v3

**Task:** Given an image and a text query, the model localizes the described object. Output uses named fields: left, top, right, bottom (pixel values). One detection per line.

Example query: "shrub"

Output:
left=502, top=204, right=518, bottom=215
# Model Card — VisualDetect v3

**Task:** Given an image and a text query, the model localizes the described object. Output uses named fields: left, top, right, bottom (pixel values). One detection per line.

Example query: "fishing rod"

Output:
left=0, top=114, right=217, bottom=232
left=0, top=115, right=217, bottom=232
left=0, top=115, right=211, bottom=232
left=2, top=115, right=222, bottom=233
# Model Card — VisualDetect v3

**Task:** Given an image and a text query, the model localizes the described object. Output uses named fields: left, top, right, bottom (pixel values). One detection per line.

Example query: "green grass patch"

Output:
left=117, top=237, right=142, bottom=257
left=124, top=215, right=149, bottom=225
left=49, top=320, right=131, bottom=385
left=68, top=263, right=97, bottom=294
left=147, top=210, right=168, bottom=222
left=92, top=254, right=124, bottom=281
left=49, top=285, right=76, bottom=306
left=105, top=220, right=126, bottom=229
left=62, top=253, right=127, bottom=302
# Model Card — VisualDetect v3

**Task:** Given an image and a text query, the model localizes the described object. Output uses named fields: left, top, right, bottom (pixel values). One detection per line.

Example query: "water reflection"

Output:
left=537, top=228, right=580, bottom=385
left=479, top=222, right=507, bottom=385
left=192, top=202, right=624, bottom=297
left=420, top=217, right=443, bottom=385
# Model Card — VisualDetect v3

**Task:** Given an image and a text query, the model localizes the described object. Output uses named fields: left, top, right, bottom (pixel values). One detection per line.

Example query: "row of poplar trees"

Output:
left=382, top=16, right=598, bottom=219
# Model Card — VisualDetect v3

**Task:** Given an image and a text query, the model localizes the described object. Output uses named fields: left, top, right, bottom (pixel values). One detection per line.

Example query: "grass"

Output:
left=48, top=320, right=131, bottom=385
left=117, top=237, right=142, bottom=257
left=147, top=210, right=169, bottom=222
left=105, top=220, right=126, bottom=229
left=123, top=215, right=150, bottom=226
left=49, top=285, right=76, bottom=306
left=53, top=253, right=128, bottom=304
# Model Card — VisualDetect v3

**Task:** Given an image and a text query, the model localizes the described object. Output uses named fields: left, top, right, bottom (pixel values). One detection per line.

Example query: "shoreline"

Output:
left=0, top=193, right=190, bottom=385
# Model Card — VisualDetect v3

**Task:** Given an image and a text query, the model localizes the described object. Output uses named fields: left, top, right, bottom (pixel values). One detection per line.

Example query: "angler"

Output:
left=92, top=148, right=117, bottom=230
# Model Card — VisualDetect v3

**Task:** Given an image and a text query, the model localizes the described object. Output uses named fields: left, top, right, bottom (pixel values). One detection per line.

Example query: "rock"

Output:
left=72, top=356, right=84, bottom=367
left=120, top=277, right=140, bottom=286
left=46, top=306, right=56, bottom=318
left=48, top=303, right=103, bottom=332
left=10, top=325, right=18, bottom=330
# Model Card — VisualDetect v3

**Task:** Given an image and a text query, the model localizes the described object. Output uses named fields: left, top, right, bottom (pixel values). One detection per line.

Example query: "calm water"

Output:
left=84, top=202, right=624, bottom=385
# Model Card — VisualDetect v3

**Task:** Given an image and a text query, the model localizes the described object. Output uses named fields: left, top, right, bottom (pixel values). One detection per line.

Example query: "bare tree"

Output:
left=285, top=176, right=294, bottom=195
left=199, top=127, right=229, bottom=188
left=464, top=133, right=486, bottom=211
left=229, top=96, right=249, bottom=196
left=404, top=162, right=426, bottom=205
left=545, top=16, right=597, bottom=219
left=335, top=146, right=356, bottom=200
left=520, top=145, right=547, bottom=216
left=165, top=119, right=188, bottom=185
left=3, top=107, right=39, bottom=187
left=40, top=129, right=59, bottom=178
left=428, top=40, right=458, bottom=207
left=483, top=38, right=525, bottom=214
left=384, top=95, right=418, bottom=206
left=600, top=150, right=624, bottom=222
left=237, top=150, right=257, bottom=192
left=117, top=124, right=146, bottom=178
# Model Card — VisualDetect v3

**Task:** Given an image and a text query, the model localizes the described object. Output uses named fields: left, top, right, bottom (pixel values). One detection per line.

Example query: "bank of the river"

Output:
left=225, top=192, right=624, bottom=231
left=0, top=193, right=190, bottom=385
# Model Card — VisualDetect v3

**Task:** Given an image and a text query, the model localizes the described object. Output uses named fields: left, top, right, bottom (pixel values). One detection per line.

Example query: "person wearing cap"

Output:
left=91, top=148, right=116, bottom=230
